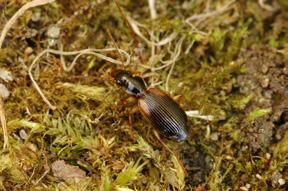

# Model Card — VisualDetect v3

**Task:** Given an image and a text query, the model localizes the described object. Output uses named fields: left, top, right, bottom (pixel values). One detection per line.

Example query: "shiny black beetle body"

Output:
left=115, top=70, right=188, bottom=142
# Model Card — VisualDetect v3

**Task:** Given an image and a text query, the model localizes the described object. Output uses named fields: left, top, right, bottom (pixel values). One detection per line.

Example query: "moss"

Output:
left=247, top=108, right=271, bottom=122
left=0, top=0, right=287, bottom=190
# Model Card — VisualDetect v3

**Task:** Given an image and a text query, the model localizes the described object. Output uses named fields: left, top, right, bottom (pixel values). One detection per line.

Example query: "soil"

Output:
left=181, top=44, right=288, bottom=188
left=237, top=45, right=288, bottom=151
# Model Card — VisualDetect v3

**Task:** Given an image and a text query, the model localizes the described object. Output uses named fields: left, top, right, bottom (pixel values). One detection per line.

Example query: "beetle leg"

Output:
left=153, top=130, right=187, bottom=176
left=115, top=96, right=136, bottom=111
left=128, top=106, right=139, bottom=127
left=146, top=126, right=151, bottom=140
left=173, top=94, right=182, bottom=102
left=173, top=94, right=186, bottom=107
left=153, top=130, right=174, bottom=154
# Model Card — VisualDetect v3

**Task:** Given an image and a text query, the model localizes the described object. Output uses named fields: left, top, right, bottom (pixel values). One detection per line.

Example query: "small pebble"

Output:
left=261, top=65, right=269, bottom=74
left=256, top=174, right=263, bottom=180
left=47, top=26, right=60, bottom=39
left=265, top=153, right=271, bottom=160
left=0, top=84, right=10, bottom=99
left=260, top=77, right=270, bottom=88
left=240, top=184, right=251, bottom=191
left=0, top=69, right=13, bottom=82
left=19, top=129, right=28, bottom=140
left=245, top=184, right=251, bottom=189
left=240, top=185, right=250, bottom=191
left=24, top=47, right=33, bottom=55
left=278, top=178, right=285, bottom=186
left=31, top=12, right=41, bottom=22
left=224, top=155, right=233, bottom=160
left=210, top=132, right=219, bottom=141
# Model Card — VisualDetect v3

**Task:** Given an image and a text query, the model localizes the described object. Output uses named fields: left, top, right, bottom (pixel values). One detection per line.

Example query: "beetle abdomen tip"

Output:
left=171, top=129, right=187, bottom=142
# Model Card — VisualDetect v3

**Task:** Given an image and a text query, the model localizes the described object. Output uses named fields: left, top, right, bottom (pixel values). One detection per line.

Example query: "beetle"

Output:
left=114, top=70, right=188, bottom=142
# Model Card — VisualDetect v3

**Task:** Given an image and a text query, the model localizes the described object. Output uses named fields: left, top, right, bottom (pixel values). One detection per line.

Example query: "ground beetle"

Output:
left=114, top=70, right=188, bottom=142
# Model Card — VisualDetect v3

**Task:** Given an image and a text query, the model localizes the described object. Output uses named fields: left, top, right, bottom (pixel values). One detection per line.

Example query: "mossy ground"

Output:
left=0, top=0, right=288, bottom=190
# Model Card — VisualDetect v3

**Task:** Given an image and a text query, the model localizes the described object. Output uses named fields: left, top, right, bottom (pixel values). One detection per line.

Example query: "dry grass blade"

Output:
left=165, top=37, right=184, bottom=92
left=185, top=0, right=235, bottom=25
left=258, top=0, right=276, bottom=11
left=28, top=48, right=130, bottom=110
left=0, top=98, right=8, bottom=149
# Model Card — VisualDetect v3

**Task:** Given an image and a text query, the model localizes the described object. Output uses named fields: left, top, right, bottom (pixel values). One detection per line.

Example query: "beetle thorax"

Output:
left=124, top=76, right=146, bottom=97
left=115, top=71, right=146, bottom=97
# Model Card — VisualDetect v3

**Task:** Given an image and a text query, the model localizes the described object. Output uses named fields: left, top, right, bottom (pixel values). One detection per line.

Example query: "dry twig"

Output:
left=165, top=37, right=184, bottom=92
left=0, top=97, right=8, bottom=149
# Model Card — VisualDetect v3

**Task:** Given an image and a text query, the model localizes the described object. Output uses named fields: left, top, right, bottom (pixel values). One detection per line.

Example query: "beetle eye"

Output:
left=116, top=79, right=122, bottom=85
left=117, top=78, right=127, bottom=87
left=117, top=79, right=122, bottom=85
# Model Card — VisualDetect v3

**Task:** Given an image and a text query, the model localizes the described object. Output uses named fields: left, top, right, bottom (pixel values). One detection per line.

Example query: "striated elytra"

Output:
left=114, top=70, right=188, bottom=142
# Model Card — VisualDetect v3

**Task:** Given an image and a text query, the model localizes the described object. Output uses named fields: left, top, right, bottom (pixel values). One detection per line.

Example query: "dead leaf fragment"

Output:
left=51, top=160, right=86, bottom=183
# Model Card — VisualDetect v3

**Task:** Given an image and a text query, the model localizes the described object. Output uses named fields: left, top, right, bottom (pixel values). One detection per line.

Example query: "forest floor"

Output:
left=0, top=0, right=287, bottom=190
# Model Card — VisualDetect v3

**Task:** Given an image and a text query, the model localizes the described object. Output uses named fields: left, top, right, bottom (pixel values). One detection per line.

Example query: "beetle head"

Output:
left=114, top=70, right=131, bottom=87
left=114, top=70, right=146, bottom=97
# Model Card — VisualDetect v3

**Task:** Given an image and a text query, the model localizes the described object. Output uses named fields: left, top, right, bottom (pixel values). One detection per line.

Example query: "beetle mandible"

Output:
left=114, top=70, right=188, bottom=142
